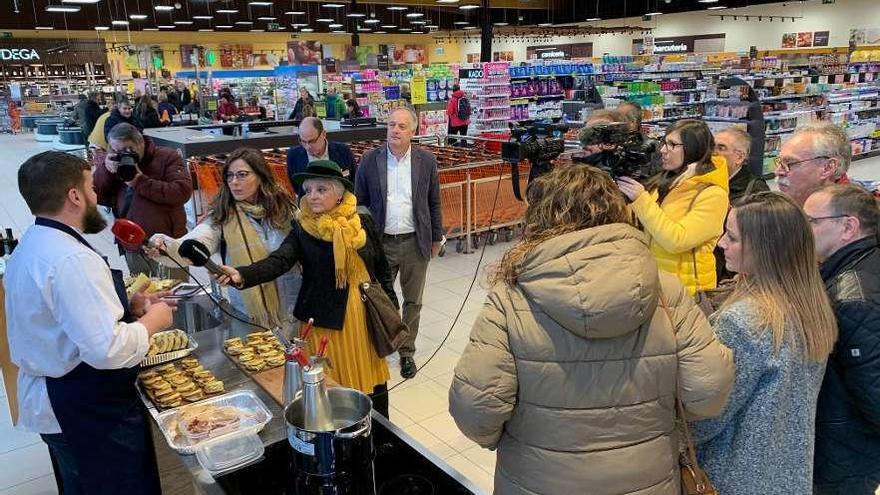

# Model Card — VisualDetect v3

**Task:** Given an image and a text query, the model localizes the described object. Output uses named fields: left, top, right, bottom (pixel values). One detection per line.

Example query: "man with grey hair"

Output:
left=356, top=107, right=443, bottom=378
left=804, top=184, right=880, bottom=494
left=287, top=116, right=357, bottom=197
left=714, top=127, right=768, bottom=203
left=774, top=121, right=852, bottom=206
left=616, top=101, right=642, bottom=133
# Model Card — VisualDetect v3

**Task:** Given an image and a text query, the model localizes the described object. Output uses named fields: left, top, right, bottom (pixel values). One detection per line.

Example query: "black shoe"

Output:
left=400, top=357, right=417, bottom=379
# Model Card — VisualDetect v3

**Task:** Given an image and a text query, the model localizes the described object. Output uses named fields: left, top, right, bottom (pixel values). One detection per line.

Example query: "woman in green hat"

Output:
left=216, top=160, right=397, bottom=415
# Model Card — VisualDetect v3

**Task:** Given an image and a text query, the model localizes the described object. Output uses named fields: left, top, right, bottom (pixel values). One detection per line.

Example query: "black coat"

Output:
left=104, top=110, right=139, bottom=140
left=815, top=236, right=880, bottom=485
left=236, top=212, right=397, bottom=330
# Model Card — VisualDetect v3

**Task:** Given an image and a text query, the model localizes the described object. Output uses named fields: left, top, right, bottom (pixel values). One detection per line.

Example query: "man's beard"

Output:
left=82, top=203, right=108, bottom=234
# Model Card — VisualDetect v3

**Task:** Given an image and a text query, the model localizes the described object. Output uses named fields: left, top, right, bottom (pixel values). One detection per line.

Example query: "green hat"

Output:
left=291, top=160, right=354, bottom=192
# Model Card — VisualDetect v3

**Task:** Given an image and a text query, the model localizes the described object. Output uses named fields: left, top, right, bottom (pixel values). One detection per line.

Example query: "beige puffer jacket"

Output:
left=449, top=223, right=734, bottom=495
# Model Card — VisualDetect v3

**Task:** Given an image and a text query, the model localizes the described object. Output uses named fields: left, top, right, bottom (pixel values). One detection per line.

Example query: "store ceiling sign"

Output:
left=633, top=34, right=725, bottom=55
left=0, top=48, right=40, bottom=61
left=526, top=42, right=592, bottom=60
left=653, top=42, right=689, bottom=53
left=459, top=68, right=483, bottom=79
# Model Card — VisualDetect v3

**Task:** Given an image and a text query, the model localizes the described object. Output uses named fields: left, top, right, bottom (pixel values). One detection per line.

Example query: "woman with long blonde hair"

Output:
left=450, top=165, right=733, bottom=495
left=691, top=191, right=838, bottom=495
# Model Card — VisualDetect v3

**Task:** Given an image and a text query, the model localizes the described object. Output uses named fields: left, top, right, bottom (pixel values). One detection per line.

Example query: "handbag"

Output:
left=694, top=278, right=736, bottom=317
left=359, top=282, right=410, bottom=358
left=657, top=291, right=718, bottom=495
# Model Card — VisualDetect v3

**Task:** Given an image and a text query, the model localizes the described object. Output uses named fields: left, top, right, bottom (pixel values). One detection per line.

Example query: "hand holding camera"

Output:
left=107, top=147, right=142, bottom=182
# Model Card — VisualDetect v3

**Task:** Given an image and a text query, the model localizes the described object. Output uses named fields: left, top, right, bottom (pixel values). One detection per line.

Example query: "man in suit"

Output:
left=355, top=107, right=443, bottom=379
left=288, top=117, right=357, bottom=198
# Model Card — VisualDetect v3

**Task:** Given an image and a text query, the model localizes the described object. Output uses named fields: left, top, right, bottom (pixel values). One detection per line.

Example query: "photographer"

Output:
left=95, top=123, right=193, bottom=277
left=616, top=101, right=663, bottom=177
left=616, top=119, right=729, bottom=295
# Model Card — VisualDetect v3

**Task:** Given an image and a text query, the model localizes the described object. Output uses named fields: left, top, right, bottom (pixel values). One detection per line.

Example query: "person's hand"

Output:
left=141, top=301, right=175, bottom=336
left=213, top=265, right=243, bottom=287
left=431, top=241, right=442, bottom=258
left=124, top=165, right=144, bottom=185
left=616, top=177, right=646, bottom=202
left=130, top=287, right=179, bottom=317
left=104, top=154, right=119, bottom=174
left=145, top=235, right=167, bottom=259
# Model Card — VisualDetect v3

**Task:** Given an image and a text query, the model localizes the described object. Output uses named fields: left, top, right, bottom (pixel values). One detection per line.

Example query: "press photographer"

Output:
left=95, top=122, right=193, bottom=277
left=500, top=121, right=567, bottom=200
left=575, top=121, right=658, bottom=180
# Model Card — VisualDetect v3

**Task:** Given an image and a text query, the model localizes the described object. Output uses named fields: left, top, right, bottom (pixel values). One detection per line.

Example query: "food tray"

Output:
left=141, top=335, right=199, bottom=367
left=138, top=358, right=226, bottom=411
left=155, top=389, right=273, bottom=455
left=223, top=331, right=287, bottom=376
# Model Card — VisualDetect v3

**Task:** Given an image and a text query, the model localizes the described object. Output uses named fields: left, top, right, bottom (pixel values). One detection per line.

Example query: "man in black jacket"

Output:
left=287, top=117, right=357, bottom=198
left=804, top=184, right=880, bottom=495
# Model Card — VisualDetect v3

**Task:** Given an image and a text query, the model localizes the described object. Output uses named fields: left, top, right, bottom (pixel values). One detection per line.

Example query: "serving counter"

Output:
left=147, top=296, right=480, bottom=495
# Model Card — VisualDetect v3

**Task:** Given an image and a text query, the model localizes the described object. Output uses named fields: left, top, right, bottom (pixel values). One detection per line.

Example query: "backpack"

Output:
left=456, top=96, right=471, bottom=121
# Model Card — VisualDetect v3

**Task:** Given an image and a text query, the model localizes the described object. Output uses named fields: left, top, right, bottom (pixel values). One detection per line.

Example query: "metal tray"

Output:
left=155, top=389, right=273, bottom=455
left=141, top=334, right=199, bottom=367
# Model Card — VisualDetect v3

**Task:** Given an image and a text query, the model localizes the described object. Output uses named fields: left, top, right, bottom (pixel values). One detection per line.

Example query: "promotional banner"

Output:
left=411, top=75, right=427, bottom=104
left=813, top=31, right=830, bottom=47
left=850, top=28, right=880, bottom=46
left=391, top=45, right=427, bottom=64
left=288, top=41, right=322, bottom=65
left=219, top=44, right=253, bottom=68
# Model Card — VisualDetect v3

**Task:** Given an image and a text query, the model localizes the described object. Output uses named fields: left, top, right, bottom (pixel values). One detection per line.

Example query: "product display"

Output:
left=139, top=359, right=226, bottom=410
left=224, top=331, right=287, bottom=373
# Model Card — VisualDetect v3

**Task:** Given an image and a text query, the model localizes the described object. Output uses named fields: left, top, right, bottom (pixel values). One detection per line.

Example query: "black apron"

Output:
left=36, top=218, right=161, bottom=495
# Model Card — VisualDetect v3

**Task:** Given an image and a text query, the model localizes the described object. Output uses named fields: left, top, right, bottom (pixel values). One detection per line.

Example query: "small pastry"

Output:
left=141, top=375, right=164, bottom=387
left=192, top=369, right=214, bottom=380
left=265, top=354, right=286, bottom=367
left=255, top=343, right=274, bottom=354
left=238, top=352, right=255, bottom=363
left=244, top=358, right=266, bottom=371
left=148, top=380, right=173, bottom=393
left=225, top=337, right=243, bottom=348
left=185, top=365, right=205, bottom=375
left=182, top=390, right=206, bottom=402
left=245, top=333, right=263, bottom=345
left=156, top=363, right=176, bottom=373
left=163, top=371, right=185, bottom=382
left=201, top=380, right=225, bottom=394
left=175, top=381, right=197, bottom=393
left=180, top=358, right=199, bottom=369
left=155, top=388, right=178, bottom=400
left=226, top=345, right=245, bottom=356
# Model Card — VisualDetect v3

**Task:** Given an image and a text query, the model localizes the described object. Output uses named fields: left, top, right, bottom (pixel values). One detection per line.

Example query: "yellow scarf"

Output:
left=297, top=192, right=367, bottom=289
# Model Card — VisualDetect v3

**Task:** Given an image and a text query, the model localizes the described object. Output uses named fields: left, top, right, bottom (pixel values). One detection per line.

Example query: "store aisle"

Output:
left=1, top=133, right=880, bottom=494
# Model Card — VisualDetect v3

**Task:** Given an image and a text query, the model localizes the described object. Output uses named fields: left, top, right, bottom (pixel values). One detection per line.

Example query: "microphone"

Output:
left=178, top=239, right=227, bottom=278
left=111, top=218, right=149, bottom=250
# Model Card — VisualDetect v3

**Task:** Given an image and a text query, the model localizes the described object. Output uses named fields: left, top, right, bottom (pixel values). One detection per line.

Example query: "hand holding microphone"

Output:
left=177, top=239, right=244, bottom=288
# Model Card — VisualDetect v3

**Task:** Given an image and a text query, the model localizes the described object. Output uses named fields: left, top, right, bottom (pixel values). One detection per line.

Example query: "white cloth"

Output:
left=384, top=145, right=415, bottom=235
left=4, top=224, right=149, bottom=434
left=306, top=143, right=330, bottom=163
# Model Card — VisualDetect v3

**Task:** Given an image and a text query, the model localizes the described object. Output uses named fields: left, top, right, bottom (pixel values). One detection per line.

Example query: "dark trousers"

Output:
left=369, top=383, right=389, bottom=418
left=814, top=473, right=880, bottom=495
left=448, top=124, right=469, bottom=146
left=383, top=234, right=429, bottom=358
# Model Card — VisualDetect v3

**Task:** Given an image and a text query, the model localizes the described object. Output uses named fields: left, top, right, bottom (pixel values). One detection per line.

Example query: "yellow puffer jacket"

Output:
left=630, top=156, right=729, bottom=295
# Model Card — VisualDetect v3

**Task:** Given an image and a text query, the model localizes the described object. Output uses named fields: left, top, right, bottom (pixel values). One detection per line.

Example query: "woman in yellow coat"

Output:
left=617, top=119, right=729, bottom=294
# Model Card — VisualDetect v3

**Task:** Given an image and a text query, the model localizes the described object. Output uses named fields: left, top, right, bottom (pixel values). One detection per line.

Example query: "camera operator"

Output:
left=95, top=123, right=193, bottom=278
left=616, top=119, right=729, bottom=295
left=580, top=110, right=622, bottom=155
left=616, top=101, right=663, bottom=176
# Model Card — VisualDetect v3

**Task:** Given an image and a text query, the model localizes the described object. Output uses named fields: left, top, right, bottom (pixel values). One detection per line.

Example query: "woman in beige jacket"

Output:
left=449, top=165, right=734, bottom=495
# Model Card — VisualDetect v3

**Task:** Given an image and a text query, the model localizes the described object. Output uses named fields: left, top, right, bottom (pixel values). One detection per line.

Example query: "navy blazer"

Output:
left=286, top=141, right=357, bottom=197
left=355, top=145, right=443, bottom=261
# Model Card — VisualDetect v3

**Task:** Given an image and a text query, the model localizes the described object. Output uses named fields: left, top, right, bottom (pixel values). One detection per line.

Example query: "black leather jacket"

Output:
left=236, top=211, right=397, bottom=330
left=815, top=236, right=880, bottom=484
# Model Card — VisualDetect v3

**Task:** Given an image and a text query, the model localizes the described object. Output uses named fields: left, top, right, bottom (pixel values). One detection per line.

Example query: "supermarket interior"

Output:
left=1, top=0, right=880, bottom=493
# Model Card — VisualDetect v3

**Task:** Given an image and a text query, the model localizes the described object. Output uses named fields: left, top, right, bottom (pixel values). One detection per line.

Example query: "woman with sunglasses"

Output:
left=617, top=119, right=729, bottom=295
left=148, top=147, right=299, bottom=327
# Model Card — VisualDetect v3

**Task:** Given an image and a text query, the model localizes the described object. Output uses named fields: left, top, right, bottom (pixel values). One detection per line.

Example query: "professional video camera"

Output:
left=574, top=123, right=658, bottom=180
left=500, top=121, right=568, bottom=200
left=108, top=147, right=141, bottom=182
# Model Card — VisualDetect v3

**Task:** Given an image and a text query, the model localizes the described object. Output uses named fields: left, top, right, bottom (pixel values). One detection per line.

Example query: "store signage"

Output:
left=526, top=42, right=592, bottom=60
left=653, top=43, right=689, bottom=53
left=0, top=48, right=40, bottom=61
left=458, top=68, right=483, bottom=79
left=1, top=32, right=12, bottom=39
left=632, top=34, right=725, bottom=55
left=411, top=75, right=427, bottom=105
left=538, top=50, right=566, bottom=59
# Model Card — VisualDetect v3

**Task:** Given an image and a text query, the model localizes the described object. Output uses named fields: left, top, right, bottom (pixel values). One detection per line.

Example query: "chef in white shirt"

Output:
left=4, top=151, right=174, bottom=495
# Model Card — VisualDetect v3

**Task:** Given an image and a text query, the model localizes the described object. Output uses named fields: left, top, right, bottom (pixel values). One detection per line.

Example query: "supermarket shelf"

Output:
left=703, top=116, right=749, bottom=122
left=667, top=88, right=708, bottom=94
left=763, top=107, right=827, bottom=117
left=661, top=101, right=704, bottom=108
left=854, top=148, right=880, bottom=161
left=604, top=91, right=663, bottom=98
left=480, top=105, right=510, bottom=110
left=644, top=113, right=701, bottom=123
left=703, top=98, right=751, bottom=104
left=476, top=116, right=511, bottom=122
left=759, top=93, right=824, bottom=101
left=765, top=128, right=798, bottom=136
left=480, top=93, right=511, bottom=98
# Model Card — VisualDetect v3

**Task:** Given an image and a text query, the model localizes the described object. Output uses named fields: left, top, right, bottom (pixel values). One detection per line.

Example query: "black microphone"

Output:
left=178, top=239, right=226, bottom=277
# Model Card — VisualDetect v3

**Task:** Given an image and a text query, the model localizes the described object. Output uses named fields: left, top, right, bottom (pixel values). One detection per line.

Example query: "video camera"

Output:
left=500, top=121, right=568, bottom=200
left=109, top=147, right=141, bottom=182
left=574, top=123, right=658, bottom=180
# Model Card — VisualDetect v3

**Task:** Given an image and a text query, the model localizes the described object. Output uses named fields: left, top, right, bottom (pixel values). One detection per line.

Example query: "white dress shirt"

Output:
left=4, top=224, right=149, bottom=434
left=384, top=145, right=416, bottom=235
left=307, top=143, right=330, bottom=162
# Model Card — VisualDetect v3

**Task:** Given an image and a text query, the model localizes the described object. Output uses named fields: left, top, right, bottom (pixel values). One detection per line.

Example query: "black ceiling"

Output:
left=0, top=0, right=794, bottom=34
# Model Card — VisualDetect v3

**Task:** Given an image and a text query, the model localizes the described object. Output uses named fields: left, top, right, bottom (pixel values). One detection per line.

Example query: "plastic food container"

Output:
left=156, top=389, right=273, bottom=455
left=195, top=430, right=265, bottom=477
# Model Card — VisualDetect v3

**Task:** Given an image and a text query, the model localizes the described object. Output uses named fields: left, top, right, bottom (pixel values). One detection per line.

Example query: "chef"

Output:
left=4, top=151, right=174, bottom=494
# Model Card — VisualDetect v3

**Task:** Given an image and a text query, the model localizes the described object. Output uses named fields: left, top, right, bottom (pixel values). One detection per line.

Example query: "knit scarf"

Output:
left=297, top=192, right=367, bottom=289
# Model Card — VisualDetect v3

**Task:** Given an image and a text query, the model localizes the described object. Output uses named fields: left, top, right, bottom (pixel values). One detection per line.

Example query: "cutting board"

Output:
left=251, top=366, right=338, bottom=407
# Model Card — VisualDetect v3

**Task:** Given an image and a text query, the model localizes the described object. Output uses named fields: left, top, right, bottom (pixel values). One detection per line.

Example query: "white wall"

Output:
left=485, top=0, right=880, bottom=61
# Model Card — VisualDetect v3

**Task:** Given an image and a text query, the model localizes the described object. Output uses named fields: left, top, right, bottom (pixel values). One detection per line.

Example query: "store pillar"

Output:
left=480, top=0, right=491, bottom=62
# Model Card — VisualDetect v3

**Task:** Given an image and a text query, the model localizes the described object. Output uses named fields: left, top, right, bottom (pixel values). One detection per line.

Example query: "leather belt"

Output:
left=383, top=232, right=415, bottom=240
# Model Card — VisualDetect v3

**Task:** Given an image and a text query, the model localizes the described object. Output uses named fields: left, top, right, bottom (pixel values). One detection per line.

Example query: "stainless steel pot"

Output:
left=285, top=387, right=374, bottom=478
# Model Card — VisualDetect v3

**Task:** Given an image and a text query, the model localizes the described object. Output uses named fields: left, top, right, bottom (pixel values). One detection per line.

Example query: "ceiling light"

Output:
left=406, top=12, right=424, bottom=17
left=322, top=3, right=345, bottom=7
left=174, top=20, right=194, bottom=24
left=399, top=27, right=412, bottom=31
left=374, top=30, right=387, bottom=33
left=216, top=8, right=238, bottom=13
left=317, top=18, right=334, bottom=22
left=158, top=25, right=176, bottom=28
left=143, top=27, right=159, bottom=30
left=35, top=26, right=55, bottom=29
left=112, top=20, right=130, bottom=25
left=645, top=11, right=663, bottom=15
left=537, top=22, right=553, bottom=26
left=329, top=23, right=343, bottom=27
left=285, top=11, right=305, bottom=15
left=46, top=5, right=81, bottom=12
left=291, top=23, right=309, bottom=27
left=61, top=0, right=99, bottom=3
left=707, top=5, right=726, bottom=9
left=426, top=23, right=438, bottom=28
left=258, top=16, right=276, bottom=20
left=236, top=20, right=254, bottom=24
left=154, top=5, right=175, bottom=11
left=411, top=20, right=426, bottom=24
left=364, top=18, right=380, bottom=24
left=493, top=22, right=508, bottom=26
left=248, top=1, right=273, bottom=5
left=94, top=25, right=110, bottom=30
left=454, top=20, right=468, bottom=25
left=332, top=30, right=347, bottom=34
left=387, top=6, right=407, bottom=10
left=381, top=24, right=396, bottom=28
left=198, top=28, right=214, bottom=32
left=587, top=17, right=601, bottom=21
left=130, top=14, right=148, bottom=20
left=463, top=25, right=478, bottom=29
left=347, top=12, right=366, bottom=17
left=301, top=27, right=314, bottom=31
left=698, top=0, right=719, bottom=2
left=411, top=30, right=425, bottom=33
left=436, top=0, right=459, bottom=3
left=458, top=4, right=479, bottom=9
left=193, top=15, right=213, bottom=19
left=357, top=26, right=371, bottom=31
left=250, top=28, right=264, bottom=31
left=216, top=24, right=233, bottom=28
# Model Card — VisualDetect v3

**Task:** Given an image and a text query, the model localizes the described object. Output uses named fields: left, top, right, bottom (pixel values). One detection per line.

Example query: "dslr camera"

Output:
left=575, top=123, right=658, bottom=180
left=109, top=148, right=141, bottom=182
left=501, top=121, right=568, bottom=200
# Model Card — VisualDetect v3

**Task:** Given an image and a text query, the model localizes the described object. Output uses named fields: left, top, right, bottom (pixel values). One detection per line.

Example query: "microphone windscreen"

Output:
left=178, top=239, right=211, bottom=267
left=111, top=219, right=147, bottom=248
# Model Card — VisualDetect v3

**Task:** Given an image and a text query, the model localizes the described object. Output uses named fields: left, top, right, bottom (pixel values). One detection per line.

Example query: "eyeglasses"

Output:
left=806, top=214, right=849, bottom=224
left=300, top=131, right=324, bottom=146
left=659, top=138, right=684, bottom=150
left=225, top=170, right=253, bottom=182
left=773, top=155, right=831, bottom=173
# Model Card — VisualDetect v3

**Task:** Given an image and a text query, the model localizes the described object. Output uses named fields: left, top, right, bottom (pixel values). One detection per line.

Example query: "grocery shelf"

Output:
left=703, top=116, right=749, bottom=122
left=765, top=128, right=798, bottom=136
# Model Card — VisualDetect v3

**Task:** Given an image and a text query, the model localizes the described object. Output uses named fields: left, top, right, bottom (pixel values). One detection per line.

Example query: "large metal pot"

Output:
left=285, top=387, right=374, bottom=478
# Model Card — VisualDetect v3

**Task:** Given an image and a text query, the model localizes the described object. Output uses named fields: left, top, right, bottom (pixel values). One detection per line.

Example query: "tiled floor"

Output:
left=2, top=133, right=880, bottom=495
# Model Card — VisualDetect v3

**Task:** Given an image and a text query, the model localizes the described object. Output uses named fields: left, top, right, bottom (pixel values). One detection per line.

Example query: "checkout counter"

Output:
left=144, top=120, right=388, bottom=159
left=151, top=293, right=480, bottom=495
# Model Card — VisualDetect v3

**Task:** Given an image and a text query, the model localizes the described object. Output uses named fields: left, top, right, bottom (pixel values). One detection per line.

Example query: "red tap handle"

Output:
left=300, top=318, right=314, bottom=341
left=290, top=347, right=310, bottom=368
left=317, top=335, right=330, bottom=358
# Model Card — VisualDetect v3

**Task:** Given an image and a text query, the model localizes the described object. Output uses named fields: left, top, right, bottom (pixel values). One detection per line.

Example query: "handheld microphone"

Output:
left=178, top=239, right=227, bottom=278
left=111, top=218, right=149, bottom=250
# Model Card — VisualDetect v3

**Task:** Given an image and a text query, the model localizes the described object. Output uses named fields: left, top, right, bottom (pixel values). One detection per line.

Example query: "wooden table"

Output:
left=0, top=279, right=20, bottom=425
